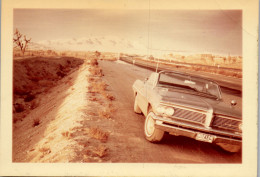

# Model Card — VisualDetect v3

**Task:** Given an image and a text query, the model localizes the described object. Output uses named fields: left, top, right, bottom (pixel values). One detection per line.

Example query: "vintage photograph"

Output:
left=12, top=8, right=243, bottom=163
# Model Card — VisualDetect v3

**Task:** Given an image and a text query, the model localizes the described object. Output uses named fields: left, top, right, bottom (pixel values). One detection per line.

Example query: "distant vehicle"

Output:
left=132, top=71, right=242, bottom=152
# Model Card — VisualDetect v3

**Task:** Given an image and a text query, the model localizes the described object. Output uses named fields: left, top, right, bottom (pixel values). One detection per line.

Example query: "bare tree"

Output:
left=13, top=29, right=31, bottom=56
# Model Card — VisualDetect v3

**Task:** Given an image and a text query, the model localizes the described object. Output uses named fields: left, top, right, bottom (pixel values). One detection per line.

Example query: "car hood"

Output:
left=157, top=88, right=241, bottom=119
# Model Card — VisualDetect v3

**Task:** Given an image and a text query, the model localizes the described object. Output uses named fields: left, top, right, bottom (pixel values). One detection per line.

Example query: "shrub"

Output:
left=33, top=118, right=40, bottom=127
left=89, top=67, right=103, bottom=77
left=90, top=59, right=98, bottom=66
left=93, top=145, right=108, bottom=157
left=89, top=127, right=109, bottom=143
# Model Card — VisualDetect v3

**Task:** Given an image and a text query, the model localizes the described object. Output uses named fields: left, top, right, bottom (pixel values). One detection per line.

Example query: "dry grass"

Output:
left=98, top=103, right=117, bottom=119
left=216, top=69, right=242, bottom=78
left=88, top=127, right=109, bottom=143
left=61, top=131, right=71, bottom=138
left=86, top=110, right=97, bottom=116
left=30, top=99, right=40, bottom=109
left=172, top=62, right=242, bottom=78
left=93, top=145, right=108, bottom=158
left=38, top=147, right=51, bottom=155
left=13, top=113, right=26, bottom=123
left=107, top=103, right=117, bottom=113
left=99, top=109, right=111, bottom=119
left=90, top=58, right=98, bottom=66
left=89, top=97, right=98, bottom=101
left=89, top=67, right=103, bottom=77
left=101, top=92, right=115, bottom=101
left=78, top=140, right=90, bottom=148
left=14, top=49, right=119, bottom=62
left=88, top=77, right=96, bottom=82
left=88, top=81, right=107, bottom=93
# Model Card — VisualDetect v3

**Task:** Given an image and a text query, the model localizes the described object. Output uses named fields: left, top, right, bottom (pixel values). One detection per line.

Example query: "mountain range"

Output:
left=31, top=36, right=147, bottom=55
left=28, top=36, right=229, bottom=57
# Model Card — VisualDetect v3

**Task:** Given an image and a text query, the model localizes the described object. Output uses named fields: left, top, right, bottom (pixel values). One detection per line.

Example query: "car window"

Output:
left=158, top=72, right=221, bottom=99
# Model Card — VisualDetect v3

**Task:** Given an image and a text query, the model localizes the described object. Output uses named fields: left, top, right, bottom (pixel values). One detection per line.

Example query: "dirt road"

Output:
left=99, top=60, right=242, bottom=163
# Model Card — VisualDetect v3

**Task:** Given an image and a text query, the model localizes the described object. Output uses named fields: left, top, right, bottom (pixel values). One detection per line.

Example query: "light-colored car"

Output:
left=132, top=71, right=242, bottom=152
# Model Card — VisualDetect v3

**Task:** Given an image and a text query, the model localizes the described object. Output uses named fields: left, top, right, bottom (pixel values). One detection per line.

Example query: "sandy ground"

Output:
left=12, top=57, right=241, bottom=163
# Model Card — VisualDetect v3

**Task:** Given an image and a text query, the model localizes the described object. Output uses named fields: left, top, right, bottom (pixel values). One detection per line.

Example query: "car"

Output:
left=132, top=70, right=242, bottom=152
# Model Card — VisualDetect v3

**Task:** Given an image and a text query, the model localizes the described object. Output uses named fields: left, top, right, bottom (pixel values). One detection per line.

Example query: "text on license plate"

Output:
left=195, top=133, right=215, bottom=143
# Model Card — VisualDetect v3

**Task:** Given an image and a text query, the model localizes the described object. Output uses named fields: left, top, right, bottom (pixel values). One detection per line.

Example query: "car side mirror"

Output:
left=230, top=100, right=237, bottom=106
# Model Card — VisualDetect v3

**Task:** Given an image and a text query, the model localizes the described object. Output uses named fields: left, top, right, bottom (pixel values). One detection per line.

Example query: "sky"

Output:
left=14, top=9, right=242, bottom=56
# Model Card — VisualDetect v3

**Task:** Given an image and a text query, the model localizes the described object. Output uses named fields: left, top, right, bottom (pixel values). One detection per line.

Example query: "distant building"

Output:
left=173, top=54, right=184, bottom=60
left=201, top=54, right=213, bottom=58
left=213, top=56, right=226, bottom=65
left=193, top=54, right=212, bottom=59
left=164, top=53, right=184, bottom=62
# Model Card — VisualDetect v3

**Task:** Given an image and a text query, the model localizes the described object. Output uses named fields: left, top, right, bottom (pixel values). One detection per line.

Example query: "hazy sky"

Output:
left=14, top=9, right=242, bottom=55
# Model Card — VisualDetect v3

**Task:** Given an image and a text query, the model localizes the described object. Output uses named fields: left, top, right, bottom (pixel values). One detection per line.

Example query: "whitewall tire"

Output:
left=144, top=111, right=164, bottom=142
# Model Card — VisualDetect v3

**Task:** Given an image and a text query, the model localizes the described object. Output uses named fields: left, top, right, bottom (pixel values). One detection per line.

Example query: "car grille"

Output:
left=172, top=107, right=206, bottom=124
left=212, top=115, right=241, bottom=131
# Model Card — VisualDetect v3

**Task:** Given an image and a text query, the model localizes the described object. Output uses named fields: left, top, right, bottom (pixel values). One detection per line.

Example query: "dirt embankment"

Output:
left=67, top=59, right=118, bottom=162
left=13, top=57, right=84, bottom=123
left=13, top=57, right=117, bottom=162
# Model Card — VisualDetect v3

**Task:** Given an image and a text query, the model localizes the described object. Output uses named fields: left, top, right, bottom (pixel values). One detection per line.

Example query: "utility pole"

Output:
left=156, top=58, right=159, bottom=73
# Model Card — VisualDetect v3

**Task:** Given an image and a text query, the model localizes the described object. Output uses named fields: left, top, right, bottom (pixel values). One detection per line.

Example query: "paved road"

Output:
left=120, top=57, right=242, bottom=94
left=99, top=60, right=242, bottom=163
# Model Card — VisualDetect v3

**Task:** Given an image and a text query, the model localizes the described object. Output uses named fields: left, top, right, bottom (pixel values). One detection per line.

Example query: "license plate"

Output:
left=195, top=133, right=215, bottom=143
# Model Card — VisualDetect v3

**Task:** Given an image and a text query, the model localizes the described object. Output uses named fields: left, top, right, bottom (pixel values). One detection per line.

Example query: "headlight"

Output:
left=165, top=107, right=175, bottom=116
left=238, top=122, right=243, bottom=131
left=155, top=105, right=175, bottom=116
left=156, top=106, right=166, bottom=114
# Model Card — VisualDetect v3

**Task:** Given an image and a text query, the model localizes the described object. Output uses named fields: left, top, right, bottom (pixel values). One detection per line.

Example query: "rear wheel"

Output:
left=144, top=111, right=164, bottom=142
left=134, top=94, right=142, bottom=114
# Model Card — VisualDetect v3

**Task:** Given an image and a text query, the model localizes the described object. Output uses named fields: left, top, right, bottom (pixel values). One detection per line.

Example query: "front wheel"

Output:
left=144, top=111, right=164, bottom=142
left=217, top=143, right=241, bottom=153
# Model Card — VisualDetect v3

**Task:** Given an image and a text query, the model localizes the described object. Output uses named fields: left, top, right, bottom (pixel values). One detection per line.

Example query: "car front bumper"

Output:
left=153, top=115, right=242, bottom=146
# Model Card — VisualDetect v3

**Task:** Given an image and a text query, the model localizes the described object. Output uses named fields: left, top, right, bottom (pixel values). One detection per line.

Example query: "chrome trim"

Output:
left=170, top=115, right=205, bottom=125
left=214, top=114, right=242, bottom=121
left=160, top=102, right=208, bottom=126
left=160, top=102, right=208, bottom=113
left=212, top=115, right=242, bottom=132
left=205, top=108, right=213, bottom=128
left=155, top=122, right=242, bottom=144
left=152, top=114, right=242, bottom=139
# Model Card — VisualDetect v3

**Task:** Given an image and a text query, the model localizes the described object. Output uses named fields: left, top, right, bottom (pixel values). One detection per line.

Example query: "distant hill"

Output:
left=27, top=41, right=53, bottom=51
left=36, top=36, right=147, bottom=55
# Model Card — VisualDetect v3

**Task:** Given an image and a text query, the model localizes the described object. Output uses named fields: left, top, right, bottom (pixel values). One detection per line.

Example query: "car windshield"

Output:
left=158, top=72, right=221, bottom=99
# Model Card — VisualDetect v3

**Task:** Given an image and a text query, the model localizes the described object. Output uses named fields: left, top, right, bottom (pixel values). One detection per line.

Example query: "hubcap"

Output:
left=146, top=114, right=155, bottom=136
